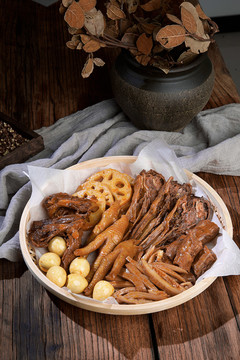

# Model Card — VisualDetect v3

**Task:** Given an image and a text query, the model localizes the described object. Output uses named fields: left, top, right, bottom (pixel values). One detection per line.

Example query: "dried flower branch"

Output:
left=60, top=0, right=218, bottom=77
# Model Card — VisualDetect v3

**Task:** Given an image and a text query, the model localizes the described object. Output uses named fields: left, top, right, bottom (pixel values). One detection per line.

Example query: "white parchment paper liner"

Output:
left=26, top=139, right=240, bottom=303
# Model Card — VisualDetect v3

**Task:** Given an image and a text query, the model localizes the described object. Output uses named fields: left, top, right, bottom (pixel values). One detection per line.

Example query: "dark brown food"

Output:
left=28, top=193, right=100, bottom=271
left=124, top=170, right=213, bottom=251
left=28, top=214, right=92, bottom=248
left=138, top=194, right=213, bottom=250
left=165, top=235, right=185, bottom=260
left=43, top=192, right=98, bottom=218
left=192, top=246, right=217, bottom=277
left=61, top=228, right=83, bottom=271
left=173, top=220, right=219, bottom=272
left=130, top=177, right=193, bottom=242
left=29, top=169, right=220, bottom=304
left=188, top=219, right=219, bottom=245
left=173, top=231, right=203, bottom=272
left=125, top=169, right=165, bottom=236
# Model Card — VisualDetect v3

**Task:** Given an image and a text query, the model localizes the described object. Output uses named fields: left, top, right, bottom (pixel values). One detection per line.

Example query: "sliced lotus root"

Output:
left=86, top=169, right=133, bottom=205
left=76, top=180, right=114, bottom=207
left=73, top=189, right=106, bottom=226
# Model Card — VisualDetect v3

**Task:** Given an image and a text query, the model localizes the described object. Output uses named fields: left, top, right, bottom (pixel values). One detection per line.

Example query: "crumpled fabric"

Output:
left=1, top=99, right=240, bottom=261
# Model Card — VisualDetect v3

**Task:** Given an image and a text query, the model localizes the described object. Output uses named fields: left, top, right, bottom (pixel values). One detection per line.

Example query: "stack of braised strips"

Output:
left=28, top=169, right=219, bottom=304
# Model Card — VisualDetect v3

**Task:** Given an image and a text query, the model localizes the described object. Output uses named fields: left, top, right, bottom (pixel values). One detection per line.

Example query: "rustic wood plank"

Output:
left=0, top=259, right=155, bottom=360
left=152, top=278, right=240, bottom=359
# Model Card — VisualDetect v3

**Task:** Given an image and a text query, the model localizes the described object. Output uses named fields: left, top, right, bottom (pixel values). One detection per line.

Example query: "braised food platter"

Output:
left=19, top=156, right=233, bottom=315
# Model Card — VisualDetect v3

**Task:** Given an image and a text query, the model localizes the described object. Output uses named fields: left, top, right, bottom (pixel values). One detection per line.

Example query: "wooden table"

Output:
left=0, top=1, right=240, bottom=359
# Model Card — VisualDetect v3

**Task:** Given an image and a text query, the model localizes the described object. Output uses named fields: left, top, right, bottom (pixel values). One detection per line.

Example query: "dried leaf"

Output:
left=166, top=13, right=182, bottom=26
left=156, top=25, right=186, bottom=49
left=129, top=49, right=140, bottom=57
left=103, top=21, right=119, bottom=39
left=119, top=19, right=132, bottom=34
left=135, top=54, right=151, bottom=66
left=152, top=44, right=164, bottom=54
left=138, top=22, right=156, bottom=35
left=84, top=9, right=105, bottom=36
left=76, top=42, right=83, bottom=50
left=202, top=19, right=211, bottom=34
left=68, top=26, right=84, bottom=35
left=195, top=4, right=209, bottom=20
left=78, top=0, right=96, bottom=13
left=126, top=0, right=139, bottom=14
left=152, top=25, right=161, bottom=41
left=177, top=49, right=198, bottom=64
left=121, top=32, right=138, bottom=47
left=66, top=40, right=77, bottom=49
left=125, top=24, right=139, bottom=34
left=136, top=33, right=153, bottom=55
left=71, top=34, right=80, bottom=46
left=93, top=58, right=105, bottom=66
left=185, top=34, right=210, bottom=54
left=181, top=6, right=197, bottom=34
left=59, top=4, right=67, bottom=15
left=150, top=57, right=170, bottom=74
left=80, top=34, right=91, bottom=44
left=141, top=0, right=162, bottom=12
left=64, top=1, right=85, bottom=29
left=106, top=4, right=126, bottom=20
left=180, top=2, right=204, bottom=37
left=81, top=57, right=94, bottom=78
left=83, top=39, right=101, bottom=52
left=154, top=0, right=183, bottom=17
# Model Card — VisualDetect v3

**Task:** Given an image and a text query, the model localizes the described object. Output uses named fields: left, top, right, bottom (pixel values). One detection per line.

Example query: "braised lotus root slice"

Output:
left=85, top=169, right=133, bottom=205
left=73, top=189, right=106, bottom=226
left=76, top=180, right=114, bottom=208
left=87, top=169, right=134, bottom=186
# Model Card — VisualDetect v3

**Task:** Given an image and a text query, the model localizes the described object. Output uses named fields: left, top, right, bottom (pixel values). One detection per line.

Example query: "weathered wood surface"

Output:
left=0, top=1, right=239, bottom=359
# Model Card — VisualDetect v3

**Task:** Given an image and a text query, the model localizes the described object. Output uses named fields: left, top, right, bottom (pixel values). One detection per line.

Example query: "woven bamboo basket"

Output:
left=19, top=156, right=233, bottom=315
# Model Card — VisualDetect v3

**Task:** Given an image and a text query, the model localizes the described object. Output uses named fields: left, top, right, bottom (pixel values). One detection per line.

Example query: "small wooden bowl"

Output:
left=19, top=156, right=233, bottom=315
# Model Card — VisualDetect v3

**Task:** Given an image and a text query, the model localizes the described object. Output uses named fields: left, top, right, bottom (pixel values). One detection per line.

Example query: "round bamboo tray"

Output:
left=19, top=156, right=233, bottom=315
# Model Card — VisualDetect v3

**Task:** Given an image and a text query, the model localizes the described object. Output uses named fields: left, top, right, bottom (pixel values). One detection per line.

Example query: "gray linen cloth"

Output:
left=1, top=99, right=240, bottom=261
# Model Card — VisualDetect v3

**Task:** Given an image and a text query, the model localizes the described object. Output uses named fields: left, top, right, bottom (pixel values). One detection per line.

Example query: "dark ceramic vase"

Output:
left=111, top=50, right=214, bottom=131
